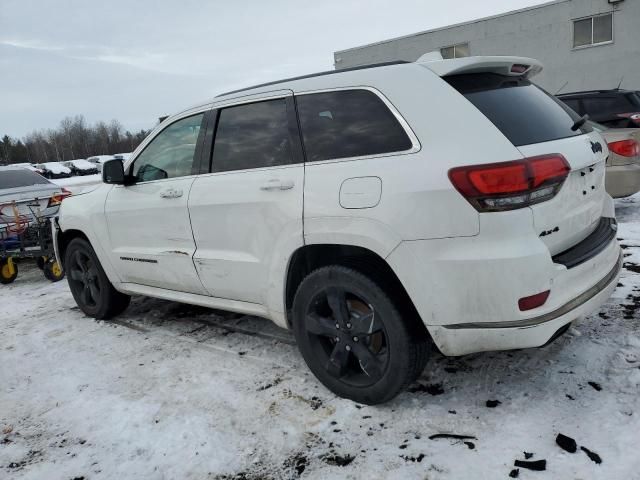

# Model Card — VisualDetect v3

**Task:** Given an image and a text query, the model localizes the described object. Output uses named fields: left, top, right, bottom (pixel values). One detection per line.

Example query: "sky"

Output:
left=0, top=0, right=549, bottom=138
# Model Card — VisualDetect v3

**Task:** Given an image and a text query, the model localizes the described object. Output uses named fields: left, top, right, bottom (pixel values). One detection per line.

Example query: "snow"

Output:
left=1, top=196, right=639, bottom=479
left=41, top=162, right=71, bottom=174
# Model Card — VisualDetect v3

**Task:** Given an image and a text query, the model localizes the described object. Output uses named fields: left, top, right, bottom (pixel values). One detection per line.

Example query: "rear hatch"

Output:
left=444, top=71, right=607, bottom=255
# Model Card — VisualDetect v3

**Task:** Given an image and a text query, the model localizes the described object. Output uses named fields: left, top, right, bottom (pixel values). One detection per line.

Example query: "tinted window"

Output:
left=560, top=98, right=582, bottom=115
left=212, top=99, right=292, bottom=172
left=296, top=90, right=412, bottom=162
left=0, top=169, right=49, bottom=189
left=581, top=96, right=636, bottom=118
left=132, top=113, right=204, bottom=182
left=446, top=73, right=585, bottom=147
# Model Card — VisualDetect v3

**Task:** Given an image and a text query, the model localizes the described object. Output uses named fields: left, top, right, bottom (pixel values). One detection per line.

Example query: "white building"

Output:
left=334, top=0, right=638, bottom=94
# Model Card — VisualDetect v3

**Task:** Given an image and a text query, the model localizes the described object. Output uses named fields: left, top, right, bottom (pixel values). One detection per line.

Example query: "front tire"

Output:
left=292, top=266, right=430, bottom=405
left=64, top=238, right=130, bottom=319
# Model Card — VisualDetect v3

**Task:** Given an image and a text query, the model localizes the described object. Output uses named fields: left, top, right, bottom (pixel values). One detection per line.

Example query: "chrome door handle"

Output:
left=260, top=179, right=294, bottom=191
left=159, top=188, right=183, bottom=198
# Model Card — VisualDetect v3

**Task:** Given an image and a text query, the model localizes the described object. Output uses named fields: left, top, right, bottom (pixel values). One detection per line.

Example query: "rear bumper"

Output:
left=387, top=209, right=621, bottom=356
left=605, top=163, right=640, bottom=198
left=428, top=251, right=621, bottom=355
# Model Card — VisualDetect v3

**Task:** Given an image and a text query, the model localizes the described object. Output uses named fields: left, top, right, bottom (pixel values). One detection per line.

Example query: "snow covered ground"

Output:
left=1, top=197, right=639, bottom=480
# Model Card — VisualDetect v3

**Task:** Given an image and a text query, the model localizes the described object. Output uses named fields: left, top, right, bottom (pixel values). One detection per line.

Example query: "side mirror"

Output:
left=102, top=159, right=126, bottom=185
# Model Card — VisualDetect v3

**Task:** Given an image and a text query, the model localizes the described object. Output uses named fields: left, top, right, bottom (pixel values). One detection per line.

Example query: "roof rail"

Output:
left=216, top=60, right=410, bottom=98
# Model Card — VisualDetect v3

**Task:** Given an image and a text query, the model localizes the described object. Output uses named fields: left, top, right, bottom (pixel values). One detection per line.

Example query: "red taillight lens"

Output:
left=449, top=155, right=570, bottom=212
left=48, top=188, right=72, bottom=207
left=518, top=290, right=550, bottom=311
left=608, top=139, right=639, bottom=158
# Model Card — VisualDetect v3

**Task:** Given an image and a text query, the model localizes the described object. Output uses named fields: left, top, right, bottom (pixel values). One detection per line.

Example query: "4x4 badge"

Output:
left=591, top=141, right=603, bottom=154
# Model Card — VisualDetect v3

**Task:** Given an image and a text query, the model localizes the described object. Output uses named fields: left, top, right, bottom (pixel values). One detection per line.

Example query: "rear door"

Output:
left=188, top=91, right=305, bottom=305
left=446, top=73, right=607, bottom=254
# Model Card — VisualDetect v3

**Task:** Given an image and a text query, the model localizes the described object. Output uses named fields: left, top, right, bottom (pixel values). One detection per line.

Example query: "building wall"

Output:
left=334, top=0, right=639, bottom=93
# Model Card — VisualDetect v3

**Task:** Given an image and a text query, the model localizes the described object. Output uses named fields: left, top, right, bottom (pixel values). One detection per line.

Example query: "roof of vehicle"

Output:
left=165, top=55, right=541, bottom=120
left=558, top=89, right=638, bottom=98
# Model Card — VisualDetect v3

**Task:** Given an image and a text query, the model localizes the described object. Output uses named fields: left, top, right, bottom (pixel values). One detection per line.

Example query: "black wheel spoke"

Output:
left=87, top=267, right=98, bottom=281
left=350, top=311, right=383, bottom=336
left=69, top=269, right=84, bottom=282
left=352, top=343, right=384, bottom=380
left=306, top=313, right=337, bottom=338
left=81, top=285, right=92, bottom=305
left=326, top=287, right=350, bottom=326
left=88, top=282, right=100, bottom=303
left=326, top=342, right=349, bottom=378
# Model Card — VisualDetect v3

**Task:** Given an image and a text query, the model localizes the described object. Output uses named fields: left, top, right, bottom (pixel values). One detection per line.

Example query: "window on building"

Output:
left=295, top=90, right=413, bottom=162
left=212, top=99, right=293, bottom=172
left=573, top=13, right=613, bottom=48
left=440, top=43, right=470, bottom=59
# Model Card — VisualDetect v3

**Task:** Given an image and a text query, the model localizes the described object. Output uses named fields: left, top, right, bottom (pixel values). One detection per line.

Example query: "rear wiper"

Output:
left=571, top=114, right=589, bottom=131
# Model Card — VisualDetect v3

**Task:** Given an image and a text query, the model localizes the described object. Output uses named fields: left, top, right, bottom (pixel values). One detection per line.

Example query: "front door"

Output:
left=104, top=112, right=208, bottom=294
left=189, top=93, right=305, bottom=307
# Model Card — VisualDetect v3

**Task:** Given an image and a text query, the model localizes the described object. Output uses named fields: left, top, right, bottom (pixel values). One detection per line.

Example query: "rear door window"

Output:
left=0, top=170, right=50, bottom=189
left=445, top=73, right=585, bottom=147
left=295, top=89, right=413, bottom=162
left=211, top=99, right=293, bottom=173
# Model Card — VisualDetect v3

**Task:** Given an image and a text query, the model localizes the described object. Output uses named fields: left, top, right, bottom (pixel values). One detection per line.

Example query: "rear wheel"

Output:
left=292, top=266, right=430, bottom=405
left=0, top=258, right=18, bottom=284
left=65, top=238, right=130, bottom=319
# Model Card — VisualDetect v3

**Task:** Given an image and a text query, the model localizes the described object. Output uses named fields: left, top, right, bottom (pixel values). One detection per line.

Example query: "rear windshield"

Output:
left=0, top=169, right=50, bottom=189
left=445, top=73, right=586, bottom=147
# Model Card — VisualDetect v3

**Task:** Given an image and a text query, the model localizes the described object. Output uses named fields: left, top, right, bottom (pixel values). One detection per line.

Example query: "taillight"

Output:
left=608, top=139, right=639, bottom=158
left=448, top=154, right=570, bottom=212
left=48, top=188, right=72, bottom=207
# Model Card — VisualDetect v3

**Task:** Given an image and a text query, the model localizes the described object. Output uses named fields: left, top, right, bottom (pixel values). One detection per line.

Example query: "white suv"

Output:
left=54, top=55, right=621, bottom=404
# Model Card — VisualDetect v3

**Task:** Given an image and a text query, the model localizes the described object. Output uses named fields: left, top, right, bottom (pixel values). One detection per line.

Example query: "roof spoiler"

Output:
left=416, top=52, right=544, bottom=79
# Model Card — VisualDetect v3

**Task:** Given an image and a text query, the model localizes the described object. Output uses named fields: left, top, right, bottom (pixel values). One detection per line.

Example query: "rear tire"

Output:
left=64, top=238, right=130, bottom=319
left=292, top=265, right=430, bottom=405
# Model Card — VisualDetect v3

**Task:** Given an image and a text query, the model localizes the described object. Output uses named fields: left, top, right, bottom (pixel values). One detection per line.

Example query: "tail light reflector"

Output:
left=519, top=290, right=550, bottom=311
left=48, top=188, right=72, bottom=207
left=448, top=154, right=570, bottom=212
left=608, top=139, right=639, bottom=158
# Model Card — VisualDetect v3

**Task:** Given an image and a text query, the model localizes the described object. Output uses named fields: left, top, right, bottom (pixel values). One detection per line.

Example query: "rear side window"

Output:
left=446, top=74, right=585, bottom=147
left=295, top=89, right=413, bottom=162
left=212, top=99, right=293, bottom=173
left=0, top=170, right=49, bottom=189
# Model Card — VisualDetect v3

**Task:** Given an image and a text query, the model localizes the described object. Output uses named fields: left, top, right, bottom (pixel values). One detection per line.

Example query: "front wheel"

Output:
left=64, top=238, right=131, bottom=319
left=292, top=266, right=430, bottom=405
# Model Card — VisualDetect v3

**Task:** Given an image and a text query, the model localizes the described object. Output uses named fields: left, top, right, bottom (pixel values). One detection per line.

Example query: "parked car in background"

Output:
left=0, top=166, right=71, bottom=225
left=63, top=159, right=99, bottom=176
left=35, top=162, right=72, bottom=179
left=586, top=121, right=640, bottom=198
left=558, top=89, right=640, bottom=129
left=86, top=155, right=117, bottom=172
left=12, top=163, right=45, bottom=175
left=54, top=55, right=621, bottom=404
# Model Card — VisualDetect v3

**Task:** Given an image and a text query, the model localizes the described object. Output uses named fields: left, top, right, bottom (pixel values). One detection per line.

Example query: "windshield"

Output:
left=445, top=73, right=590, bottom=146
left=0, top=169, right=51, bottom=189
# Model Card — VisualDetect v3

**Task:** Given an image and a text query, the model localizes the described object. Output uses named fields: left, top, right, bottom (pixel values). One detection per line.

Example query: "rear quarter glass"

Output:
left=445, top=73, right=587, bottom=147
